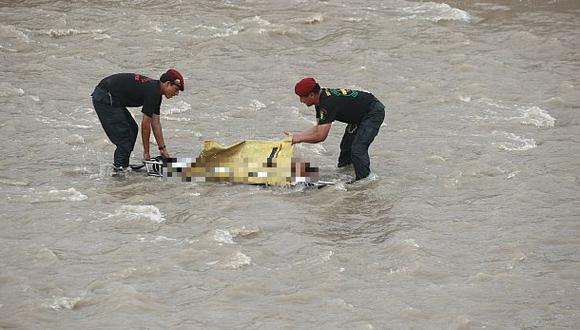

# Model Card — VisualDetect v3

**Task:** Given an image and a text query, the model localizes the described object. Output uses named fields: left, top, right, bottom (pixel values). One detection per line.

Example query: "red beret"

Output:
left=165, top=69, right=184, bottom=91
left=294, top=77, right=317, bottom=97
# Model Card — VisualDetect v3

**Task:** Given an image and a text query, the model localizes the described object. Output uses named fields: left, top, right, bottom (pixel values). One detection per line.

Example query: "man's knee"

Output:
left=115, top=142, right=132, bottom=154
left=350, top=142, right=368, bottom=156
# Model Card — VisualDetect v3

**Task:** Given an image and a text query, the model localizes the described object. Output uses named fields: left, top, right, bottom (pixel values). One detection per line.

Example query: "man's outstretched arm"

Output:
left=284, top=123, right=331, bottom=144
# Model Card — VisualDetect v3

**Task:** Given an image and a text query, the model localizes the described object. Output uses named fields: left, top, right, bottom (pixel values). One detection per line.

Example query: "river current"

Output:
left=1, top=0, right=579, bottom=328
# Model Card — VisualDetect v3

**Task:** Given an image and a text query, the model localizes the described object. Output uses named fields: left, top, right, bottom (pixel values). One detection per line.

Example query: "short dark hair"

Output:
left=159, top=73, right=170, bottom=82
left=311, top=83, right=321, bottom=94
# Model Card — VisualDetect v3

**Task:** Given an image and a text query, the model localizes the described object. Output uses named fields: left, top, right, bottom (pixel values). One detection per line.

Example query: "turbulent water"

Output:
left=1, top=0, right=579, bottom=328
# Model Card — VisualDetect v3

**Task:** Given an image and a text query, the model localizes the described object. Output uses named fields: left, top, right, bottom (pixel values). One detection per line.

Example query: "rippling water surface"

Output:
left=1, top=0, right=579, bottom=328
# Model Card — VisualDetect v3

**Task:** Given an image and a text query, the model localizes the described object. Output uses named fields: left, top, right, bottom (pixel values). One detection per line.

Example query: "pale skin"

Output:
left=142, top=81, right=180, bottom=160
left=284, top=90, right=332, bottom=144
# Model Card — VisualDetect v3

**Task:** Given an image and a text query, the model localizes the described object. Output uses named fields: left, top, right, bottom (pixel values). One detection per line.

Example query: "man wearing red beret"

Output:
left=285, top=77, right=385, bottom=181
left=91, top=69, right=184, bottom=176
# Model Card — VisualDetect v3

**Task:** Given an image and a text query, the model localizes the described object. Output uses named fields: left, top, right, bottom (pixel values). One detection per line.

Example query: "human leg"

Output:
left=92, top=97, right=134, bottom=168
left=350, top=102, right=385, bottom=180
left=338, top=124, right=357, bottom=167
left=350, top=126, right=377, bottom=180
left=126, top=110, right=139, bottom=162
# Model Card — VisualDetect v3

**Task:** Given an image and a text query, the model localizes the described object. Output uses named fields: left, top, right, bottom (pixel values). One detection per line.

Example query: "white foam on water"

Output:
left=506, top=253, right=527, bottom=270
left=493, top=131, right=537, bottom=151
left=0, top=177, right=29, bottom=186
left=43, top=28, right=107, bottom=38
left=233, top=99, right=267, bottom=115
left=480, top=98, right=510, bottom=111
left=115, top=205, right=165, bottom=223
left=477, top=99, right=556, bottom=129
left=36, top=247, right=59, bottom=263
left=214, top=229, right=235, bottom=244
left=136, top=235, right=180, bottom=244
left=239, top=15, right=295, bottom=35
left=249, top=99, right=266, bottom=111
left=506, top=170, right=520, bottom=179
left=518, top=106, right=555, bottom=128
left=388, top=266, right=409, bottom=275
left=227, top=251, right=252, bottom=269
left=0, top=24, right=30, bottom=43
left=191, top=24, right=240, bottom=39
left=0, top=44, right=17, bottom=52
left=69, top=124, right=92, bottom=129
left=149, top=23, right=163, bottom=33
left=343, top=173, right=380, bottom=190
left=333, top=182, right=348, bottom=191
left=429, top=155, right=447, bottom=162
left=403, top=239, right=421, bottom=248
left=399, top=2, right=472, bottom=23
left=477, top=3, right=510, bottom=11
left=48, top=188, right=88, bottom=201
left=44, top=295, right=84, bottom=310
left=385, top=238, right=422, bottom=255
left=93, top=33, right=111, bottom=40
left=344, top=17, right=363, bottom=23
left=243, top=16, right=271, bottom=27
left=64, top=134, right=85, bottom=145
left=229, top=225, right=260, bottom=237
left=0, top=82, right=25, bottom=97
left=303, top=14, right=324, bottom=24
left=161, top=116, right=192, bottom=122
left=212, top=26, right=240, bottom=38
left=321, top=250, right=334, bottom=261
left=165, top=100, right=191, bottom=115
left=154, top=236, right=177, bottom=242
left=294, top=250, right=337, bottom=267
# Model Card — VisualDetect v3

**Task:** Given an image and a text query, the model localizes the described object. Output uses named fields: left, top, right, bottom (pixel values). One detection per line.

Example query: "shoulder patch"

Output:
left=320, top=108, right=327, bottom=121
left=135, top=74, right=152, bottom=83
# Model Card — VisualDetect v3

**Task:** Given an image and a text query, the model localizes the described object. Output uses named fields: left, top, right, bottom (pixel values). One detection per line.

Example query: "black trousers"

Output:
left=91, top=87, right=138, bottom=168
left=337, top=101, right=386, bottom=180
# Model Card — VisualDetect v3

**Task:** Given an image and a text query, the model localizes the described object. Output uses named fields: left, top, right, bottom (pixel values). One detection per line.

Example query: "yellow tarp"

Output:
left=168, top=137, right=294, bottom=186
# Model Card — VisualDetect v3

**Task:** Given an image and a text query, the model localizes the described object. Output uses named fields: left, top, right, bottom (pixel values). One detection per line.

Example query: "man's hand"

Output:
left=143, top=151, right=151, bottom=161
left=284, top=131, right=298, bottom=144
left=160, top=149, right=170, bottom=159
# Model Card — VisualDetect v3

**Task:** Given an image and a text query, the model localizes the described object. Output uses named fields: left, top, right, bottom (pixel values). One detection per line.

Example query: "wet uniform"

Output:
left=315, top=88, right=385, bottom=180
left=91, top=73, right=162, bottom=168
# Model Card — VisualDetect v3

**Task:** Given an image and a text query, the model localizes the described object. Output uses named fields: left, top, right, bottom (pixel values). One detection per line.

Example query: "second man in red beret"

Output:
left=285, top=77, right=385, bottom=182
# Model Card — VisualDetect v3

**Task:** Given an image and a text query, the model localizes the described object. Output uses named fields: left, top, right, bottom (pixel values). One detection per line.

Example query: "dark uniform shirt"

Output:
left=97, top=73, right=162, bottom=117
left=315, top=88, right=377, bottom=125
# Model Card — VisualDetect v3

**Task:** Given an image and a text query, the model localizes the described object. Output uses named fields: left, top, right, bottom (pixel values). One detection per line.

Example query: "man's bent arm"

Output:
left=150, top=114, right=166, bottom=148
left=142, top=115, right=152, bottom=159
left=150, top=114, right=170, bottom=158
left=287, top=123, right=331, bottom=144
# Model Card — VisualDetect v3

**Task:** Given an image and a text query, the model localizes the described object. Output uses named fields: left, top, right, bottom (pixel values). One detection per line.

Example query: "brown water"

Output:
left=1, top=0, right=579, bottom=328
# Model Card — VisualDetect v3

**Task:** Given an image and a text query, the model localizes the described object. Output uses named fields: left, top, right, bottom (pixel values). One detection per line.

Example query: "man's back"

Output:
left=97, top=73, right=161, bottom=110
left=316, top=88, right=376, bottom=124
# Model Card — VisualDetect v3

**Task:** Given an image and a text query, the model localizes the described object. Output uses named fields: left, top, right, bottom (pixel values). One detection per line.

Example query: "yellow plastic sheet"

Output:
left=170, top=137, right=294, bottom=186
